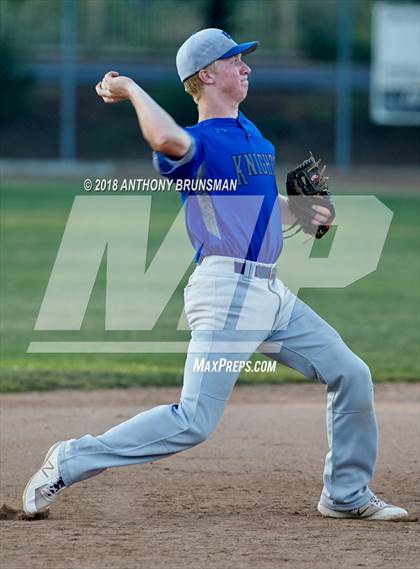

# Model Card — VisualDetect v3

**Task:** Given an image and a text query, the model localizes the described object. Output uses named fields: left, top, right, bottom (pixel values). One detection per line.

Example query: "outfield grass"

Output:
left=0, top=180, right=419, bottom=392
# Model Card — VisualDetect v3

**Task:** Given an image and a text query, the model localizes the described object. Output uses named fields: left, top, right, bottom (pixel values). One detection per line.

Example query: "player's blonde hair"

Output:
left=183, top=61, right=218, bottom=102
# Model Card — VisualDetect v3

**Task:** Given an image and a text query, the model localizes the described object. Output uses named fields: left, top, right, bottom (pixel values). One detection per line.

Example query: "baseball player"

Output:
left=23, top=29, right=408, bottom=521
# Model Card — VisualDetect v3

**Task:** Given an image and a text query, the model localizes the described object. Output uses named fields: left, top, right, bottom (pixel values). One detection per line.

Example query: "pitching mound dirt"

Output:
left=1, top=383, right=418, bottom=569
left=0, top=503, right=49, bottom=521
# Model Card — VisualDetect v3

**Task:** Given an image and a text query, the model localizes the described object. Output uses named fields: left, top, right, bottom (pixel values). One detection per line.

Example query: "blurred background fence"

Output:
left=0, top=0, right=369, bottom=61
left=0, top=0, right=419, bottom=166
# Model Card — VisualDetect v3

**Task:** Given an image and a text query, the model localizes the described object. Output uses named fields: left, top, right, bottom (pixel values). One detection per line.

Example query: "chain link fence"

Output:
left=0, top=0, right=378, bottom=61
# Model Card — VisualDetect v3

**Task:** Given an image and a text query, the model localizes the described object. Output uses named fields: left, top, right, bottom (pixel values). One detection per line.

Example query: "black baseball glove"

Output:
left=285, top=153, right=335, bottom=239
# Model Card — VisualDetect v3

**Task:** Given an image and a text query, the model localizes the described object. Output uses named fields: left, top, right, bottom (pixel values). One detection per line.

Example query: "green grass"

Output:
left=0, top=180, right=419, bottom=392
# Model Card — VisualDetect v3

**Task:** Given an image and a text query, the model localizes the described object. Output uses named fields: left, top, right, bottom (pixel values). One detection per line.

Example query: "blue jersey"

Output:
left=153, top=111, right=283, bottom=264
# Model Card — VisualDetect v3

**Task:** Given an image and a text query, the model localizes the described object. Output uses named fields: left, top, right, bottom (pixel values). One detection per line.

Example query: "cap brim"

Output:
left=219, top=41, right=259, bottom=60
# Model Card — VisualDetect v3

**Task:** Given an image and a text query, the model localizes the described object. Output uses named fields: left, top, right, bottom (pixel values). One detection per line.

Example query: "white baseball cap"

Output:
left=176, top=28, right=258, bottom=82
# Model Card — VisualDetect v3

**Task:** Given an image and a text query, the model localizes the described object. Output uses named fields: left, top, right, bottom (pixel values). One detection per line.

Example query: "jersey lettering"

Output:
left=232, top=153, right=275, bottom=185
left=232, top=155, right=248, bottom=185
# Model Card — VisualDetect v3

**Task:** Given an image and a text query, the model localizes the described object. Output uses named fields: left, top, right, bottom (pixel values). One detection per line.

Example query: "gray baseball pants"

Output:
left=59, top=256, right=377, bottom=511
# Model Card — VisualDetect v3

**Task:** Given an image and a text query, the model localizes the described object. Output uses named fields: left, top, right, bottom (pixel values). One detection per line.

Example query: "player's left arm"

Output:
left=279, top=195, right=333, bottom=228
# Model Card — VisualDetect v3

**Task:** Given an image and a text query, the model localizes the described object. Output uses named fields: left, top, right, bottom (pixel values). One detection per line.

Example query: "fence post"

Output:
left=335, top=0, right=353, bottom=169
left=60, top=0, right=77, bottom=160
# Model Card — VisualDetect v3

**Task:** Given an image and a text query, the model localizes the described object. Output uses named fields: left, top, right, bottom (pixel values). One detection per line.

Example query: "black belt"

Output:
left=233, top=261, right=277, bottom=280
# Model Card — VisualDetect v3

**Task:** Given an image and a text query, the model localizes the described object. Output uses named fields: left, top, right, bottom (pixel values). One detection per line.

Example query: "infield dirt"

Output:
left=1, top=383, right=418, bottom=569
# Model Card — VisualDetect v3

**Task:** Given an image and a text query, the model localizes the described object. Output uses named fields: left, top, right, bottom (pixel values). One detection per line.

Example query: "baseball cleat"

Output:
left=23, top=441, right=66, bottom=514
left=317, top=495, right=409, bottom=521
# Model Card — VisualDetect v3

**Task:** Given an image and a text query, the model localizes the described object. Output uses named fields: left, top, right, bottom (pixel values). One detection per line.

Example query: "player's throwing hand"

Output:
left=95, top=71, right=134, bottom=104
